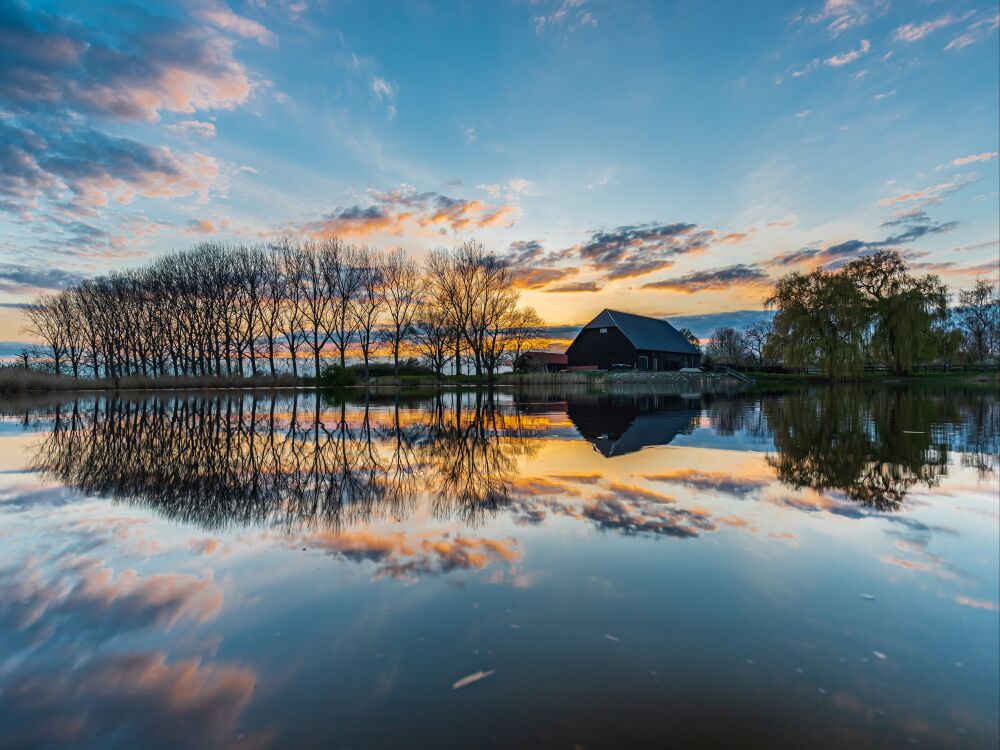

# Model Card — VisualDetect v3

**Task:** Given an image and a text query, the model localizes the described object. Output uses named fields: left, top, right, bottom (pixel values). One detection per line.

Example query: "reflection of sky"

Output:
left=0, top=394, right=997, bottom=749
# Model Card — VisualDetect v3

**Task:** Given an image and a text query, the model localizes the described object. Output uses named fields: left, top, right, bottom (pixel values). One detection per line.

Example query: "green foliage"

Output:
left=319, top=364, right=357, bottom=388
left=767, top=269, right=868, bottom=380
left=844, top=250, right=948, bottom=374
left=768, top=251, right=951, bottom=378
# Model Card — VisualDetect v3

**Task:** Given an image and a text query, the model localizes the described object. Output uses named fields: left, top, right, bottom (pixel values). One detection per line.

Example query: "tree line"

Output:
left=21, top=239, right=545, bottom=383
left=700, top=250, right=998, bottom=379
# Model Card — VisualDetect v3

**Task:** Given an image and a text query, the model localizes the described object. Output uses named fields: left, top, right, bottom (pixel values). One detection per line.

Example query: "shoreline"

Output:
left=1, top=367, right=996, bottom=396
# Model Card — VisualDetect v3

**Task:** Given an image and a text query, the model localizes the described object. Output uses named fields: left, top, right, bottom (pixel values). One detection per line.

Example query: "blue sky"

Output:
left=0, top=0, right=997, bottom=338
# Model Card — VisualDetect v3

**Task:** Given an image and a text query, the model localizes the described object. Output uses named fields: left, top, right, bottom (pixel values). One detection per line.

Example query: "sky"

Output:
left=0, top=0, right=998, bottom=345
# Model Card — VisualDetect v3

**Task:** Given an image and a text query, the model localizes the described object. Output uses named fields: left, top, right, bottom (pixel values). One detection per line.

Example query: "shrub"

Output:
left=319, top=365, right=357, bottom=388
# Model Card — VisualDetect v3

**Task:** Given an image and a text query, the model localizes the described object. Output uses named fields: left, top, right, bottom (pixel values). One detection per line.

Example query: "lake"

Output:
left=0, top=386, right=997, bottom=749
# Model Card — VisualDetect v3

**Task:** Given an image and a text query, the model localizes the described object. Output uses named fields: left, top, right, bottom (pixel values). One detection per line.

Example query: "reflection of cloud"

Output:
left=274, top=528, right=521, bottom=580
left=0, top=558, right=223, bottom=646
left=65, top=564, right=224, bottom=630
left=553, top=482, right=717, bottom=538
left=765, top=490, right=865, bottom=518
left=642, top=469, right=770, bottom=497
left=0, top=651, right=258, bottom=750
left=954, top=596, right=998, bottom=611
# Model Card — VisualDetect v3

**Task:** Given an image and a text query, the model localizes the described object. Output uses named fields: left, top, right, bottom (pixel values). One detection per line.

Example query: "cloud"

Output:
left=641, top=264, right=769, bottom=293
left=0, top=122, right=219, bottom=214
left=194, top=0, right=277, bottom=46
left=0, top=5, right=254, bottom=122
left=370, top=76, right=397, bottom=120
left=892, top=15, right=955, bottom=42
left=807, top=0, right=868, bottom=37
left=477, top=178, right=536, bottom=201
left=185, top=218, right=227, bottom=234
left=944, top=11, right=999, bottom=50
left=506, top=239, right=547, bottom=265
left=825, top=38, right=871, bottom=66
left=286, top=185, right=520, bottom=239
left=512, top=267, right=579, bottom=290
left=877, top=176, right=975, bottom=209
left=773, top=214, right=959, bottom=269
left=532, top=0, right=597, bottom=35
left=666, top=309, right=773, bottom=339
left=544, top=280, right=601, bottom=293
left=573, top=222, right=713, bottom=280
left=0, top=2, right=256, bottom=259
left=166, top=120, right=216, bottom=138
left=0, top=264, right=84, bottom=293
left=953, top=151, right=998, bottom=166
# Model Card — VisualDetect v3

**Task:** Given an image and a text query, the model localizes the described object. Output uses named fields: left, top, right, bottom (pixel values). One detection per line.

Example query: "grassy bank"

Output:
left=0, top=368, right=299, bottom=394
left=7, top=366, right=990, bottom=395
left=749, top=369, right=1000, bottom=387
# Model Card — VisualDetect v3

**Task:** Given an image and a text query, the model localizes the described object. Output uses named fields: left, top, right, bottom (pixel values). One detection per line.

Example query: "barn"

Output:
left=514, top=351, right=568, bottom=373
left=565, top=309, right=701, bottom=371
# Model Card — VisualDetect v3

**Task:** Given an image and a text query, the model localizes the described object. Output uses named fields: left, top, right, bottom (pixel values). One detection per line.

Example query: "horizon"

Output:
left=1, top=0, right=998, bottom=348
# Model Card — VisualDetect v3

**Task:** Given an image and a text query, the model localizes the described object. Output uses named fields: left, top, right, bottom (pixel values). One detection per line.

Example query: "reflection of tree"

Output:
left=762, top=388, right=956, bottom=511
left=418, top=391, right=539, bottom=524
left=30, top=391, right=540, bottom=531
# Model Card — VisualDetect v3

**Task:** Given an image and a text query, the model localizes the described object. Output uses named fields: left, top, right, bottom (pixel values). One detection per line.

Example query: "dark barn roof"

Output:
left=582, top=309, right=700, bottom=355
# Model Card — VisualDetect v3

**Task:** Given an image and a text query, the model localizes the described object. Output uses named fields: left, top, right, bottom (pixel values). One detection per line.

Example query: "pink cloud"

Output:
left=196, top=1, right=277, bottom=46
left=825, top=39, right=871, bottom=66
left=952, top=151, right=998, bottom=166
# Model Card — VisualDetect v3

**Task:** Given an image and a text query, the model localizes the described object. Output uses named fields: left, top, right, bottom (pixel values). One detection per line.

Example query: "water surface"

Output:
left=0, top=386, right=997, bottom=749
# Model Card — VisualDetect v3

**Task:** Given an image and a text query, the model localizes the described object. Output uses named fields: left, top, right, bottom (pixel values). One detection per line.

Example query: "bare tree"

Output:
left=957, top=279, right=999, bottom=365
left=380, top=248, right=423, bottom=377
left=323, top=239, right=363, bottom=369
left=352, top=246, right=386, bottom=381
left=412, top=303, right=454, bottom=380
left=742, top=319, right=773, bottom=366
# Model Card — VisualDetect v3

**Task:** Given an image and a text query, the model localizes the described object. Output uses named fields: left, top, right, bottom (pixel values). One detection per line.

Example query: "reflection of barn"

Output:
left=566, top=309, right=701, bottom=371
left=566, top=394, right=700, bottom=457
left=514, top=351, right=568, bottom=373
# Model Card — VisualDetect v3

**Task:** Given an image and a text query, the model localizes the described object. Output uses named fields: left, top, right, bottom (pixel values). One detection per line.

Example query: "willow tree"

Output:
left=844, top=250, right=948, bottom=375
left=767, top=269, right=867, bottom=380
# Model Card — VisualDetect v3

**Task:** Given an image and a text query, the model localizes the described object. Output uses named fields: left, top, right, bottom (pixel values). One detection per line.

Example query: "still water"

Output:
left=0, top=386, right=996, bottom=749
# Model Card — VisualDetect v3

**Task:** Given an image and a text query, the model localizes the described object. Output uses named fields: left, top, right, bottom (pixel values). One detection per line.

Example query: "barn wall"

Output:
left=566, top=327, right=702, bottom=370
left=566, top=328, right=637, bottom=369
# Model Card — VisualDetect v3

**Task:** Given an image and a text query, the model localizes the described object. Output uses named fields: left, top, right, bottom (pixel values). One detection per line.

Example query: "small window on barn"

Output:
left=599, top=327, right=608, bottom=333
